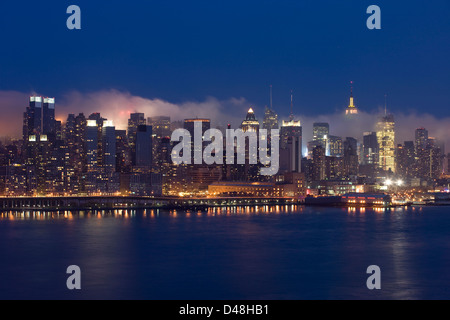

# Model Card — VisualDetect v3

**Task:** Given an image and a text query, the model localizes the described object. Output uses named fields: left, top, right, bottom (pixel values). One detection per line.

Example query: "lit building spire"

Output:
left=385, top=94, right=388, bottom=115
left=346, top=81, right=359, bottom=115
left=270, top=85, right=273, bottom=110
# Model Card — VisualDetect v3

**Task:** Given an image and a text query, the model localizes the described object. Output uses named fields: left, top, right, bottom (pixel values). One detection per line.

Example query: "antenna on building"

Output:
left=289, top=89, right=295, bottom=122
left=270, top=85, right=273, bottom=110
left=385, top=94, right=388, bottom=115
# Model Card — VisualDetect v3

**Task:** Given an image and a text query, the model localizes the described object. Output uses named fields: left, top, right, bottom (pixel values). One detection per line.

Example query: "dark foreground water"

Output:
left=0, top=205, right=449, bottom=300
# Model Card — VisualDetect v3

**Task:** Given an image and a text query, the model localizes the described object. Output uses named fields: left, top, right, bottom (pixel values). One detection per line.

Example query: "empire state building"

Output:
left=345, top=83, right=359, bottom=116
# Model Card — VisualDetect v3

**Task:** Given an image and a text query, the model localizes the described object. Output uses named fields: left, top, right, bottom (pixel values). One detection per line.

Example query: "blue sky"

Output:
left=0, top=0, right=449, bottom=119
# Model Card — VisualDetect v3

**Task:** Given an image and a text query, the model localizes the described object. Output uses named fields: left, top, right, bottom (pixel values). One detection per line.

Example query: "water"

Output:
left=0, top=206, right=449, bottom=300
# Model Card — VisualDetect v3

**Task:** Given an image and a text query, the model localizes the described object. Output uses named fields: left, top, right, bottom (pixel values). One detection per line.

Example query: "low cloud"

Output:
left=0, top=89, right=449, bottom=153
left=299, top=111, right=450, bottom=152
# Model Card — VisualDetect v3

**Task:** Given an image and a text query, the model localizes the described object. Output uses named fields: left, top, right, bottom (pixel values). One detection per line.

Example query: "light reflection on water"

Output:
left=0, top=204, right=306, bottom=221
left=0, top=205, right=448, bottom=300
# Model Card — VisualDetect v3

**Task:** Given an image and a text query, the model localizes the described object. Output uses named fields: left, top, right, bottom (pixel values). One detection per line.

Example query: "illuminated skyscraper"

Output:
left=43, top=98, right=56, bottom=138
left=148, top=116, right=171, bottom=138
left=263, top=106, right=279, bottom=130
left=377, top=114, right=396, bottom=173
left=115, top=129, right=131, bottom=173
left=415, top=128, right=429, bottom=151
left=312, top=145, right=326, bottom=181
left=313, top=123, right=329, bottom=150
left=280, top=119, right=302, bottom=173
left=345, top=82, right=359, bottom=115
left=241, top=108, right=260, bottom=133
left=327, top=135, right=343, bottom=157
left=128, top=113, right=146, bottom=166
left=343, top=137, right=359, bottom=177
left=86, top=120, right=99, bottom=172
left=102, top=120, right=116, bottom=172
left=23, top=96, right=43, bottom=141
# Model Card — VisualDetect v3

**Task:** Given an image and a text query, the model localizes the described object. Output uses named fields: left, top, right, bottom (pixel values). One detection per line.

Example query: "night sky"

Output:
left=0, top=0, right=449, bottom=118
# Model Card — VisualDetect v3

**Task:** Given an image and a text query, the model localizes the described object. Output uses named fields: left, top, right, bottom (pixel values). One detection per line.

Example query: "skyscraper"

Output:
left=102, top=121, right=116, bottom=172
left=345, top=83, right=359, bottom=115
left=128, top=113, right=146, bottom=166
left=135, top=125, right=153, bottom=170
left=312, top=145, right=326, bottom=181
left=313, top=123, right=329, bottom=150
left=241, top=108, right=260, bottom=133
left=115, top=129, right=131, bottom=173
left=23, top=96, right=43, bottom=141
left=415, top=128, right=429, bottom=151
left=263, top=106, right=279, bottom=130
left=86, top=120, right=99, bottom=172
left=43, top=98, right=56, bottom=138
left=148, top=116, right=171, bottom=138
left=377, top=114, right=396, bottom=173
left=343, top=137, right=359, bottom=177
left=362, top=132, right=379, bottom=166
left=280, top=119, right=302, bottom=173
left=327, top=136, right=343, bottom=157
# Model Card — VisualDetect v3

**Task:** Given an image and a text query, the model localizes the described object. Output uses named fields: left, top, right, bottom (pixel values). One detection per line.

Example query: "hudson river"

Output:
left=0, top=205, right=449, bottom=300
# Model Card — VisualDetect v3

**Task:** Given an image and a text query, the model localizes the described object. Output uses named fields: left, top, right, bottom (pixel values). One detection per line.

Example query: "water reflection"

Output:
left=0, top=205, right=309, bottom=221
left=0, top=205, right=420, bottom=222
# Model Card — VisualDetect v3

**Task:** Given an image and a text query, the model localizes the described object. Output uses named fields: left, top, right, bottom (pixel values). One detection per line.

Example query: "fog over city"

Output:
left=0, top=89, right=449, bottom=152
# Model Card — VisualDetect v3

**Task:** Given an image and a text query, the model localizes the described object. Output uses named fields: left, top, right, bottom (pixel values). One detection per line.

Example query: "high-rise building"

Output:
left=312, top=145, right=326, bottom=181
left=135, top=125, right=152, bottom=170
left=326, top=156, right=344, bottom=179
left=23, top=96, right=56, bottom=142
left=377, top=114, right=396, bottom=173
left=148, top=116, right=171, bottom=138
left=427, top=137, right=444, bottom=179
left=43, top=98, right=56, bottom=138
left=263, top=106, right=279, bottom=130
left=241, top=108, right=260, bottom=133
left=415, top=128, right=429, bottom=151
left=327, top=135, right=343, bottom=157
left=345, top=83, right=359, bottom=116
left=88, top=113, right=106, bottom=167
left=115, top=130, right=131, bottom=173
left=313, top=123, right=329, bottom=150
left=280, top=119, right=302, bottom=173
left=128, top=113, right=146, bottom=166
left=362, top=132, right=379, bottom=166
left=343, top=137, right=359, bottom=177
left=86, top=120, right=99, bottom=172
left=102, top=121, right=116, bottom=172
left=415, top=128, right=431, bottom=179
left=184, top=119, right=211, bottom=137
left=184, top=119, right=211, bottom=165
left=23, top=96, right=43, bottom=141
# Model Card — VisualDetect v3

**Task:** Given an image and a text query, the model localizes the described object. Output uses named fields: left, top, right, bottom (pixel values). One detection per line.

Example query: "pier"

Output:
left=0, top=196, right=299, bottom=211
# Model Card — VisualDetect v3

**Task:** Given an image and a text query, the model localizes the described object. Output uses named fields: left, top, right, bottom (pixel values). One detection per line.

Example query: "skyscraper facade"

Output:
left=128, top=113, right=146, bottom=166
left=263, top=106, right=279, bottom=130
left=280, top=120, right=302, bottom=173
left=313, top=123, right=329, bottom=150
left=377, top=114, right=396, bottom=173
left=241, top=108, right=260, bottom=133
left=102, top=121, right=116, bottom=172
left=327, top=135, right=343, bottom=157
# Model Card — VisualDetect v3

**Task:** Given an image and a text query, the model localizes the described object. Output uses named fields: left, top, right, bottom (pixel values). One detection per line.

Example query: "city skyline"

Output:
left=1, top=87, right=450, bottom=153
left=0, top=91, right=447, bottom=198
